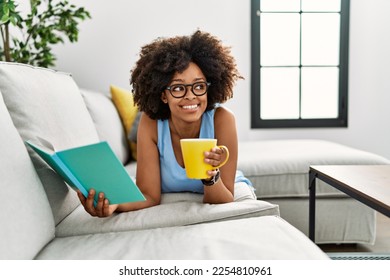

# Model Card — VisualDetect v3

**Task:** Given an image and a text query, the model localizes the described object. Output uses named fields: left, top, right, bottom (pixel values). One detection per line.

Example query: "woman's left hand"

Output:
left=204, top=147, right=227, bottom=177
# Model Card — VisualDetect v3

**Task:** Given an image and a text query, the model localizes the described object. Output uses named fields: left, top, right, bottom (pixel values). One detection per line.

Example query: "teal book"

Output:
left=26, top=137, right=145, bottom=205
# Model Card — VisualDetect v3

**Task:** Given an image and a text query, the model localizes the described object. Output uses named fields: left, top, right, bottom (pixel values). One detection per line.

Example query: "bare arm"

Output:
left=117, top=113, right=162, bottom=211
left=202, top=107, right=237, bottom=204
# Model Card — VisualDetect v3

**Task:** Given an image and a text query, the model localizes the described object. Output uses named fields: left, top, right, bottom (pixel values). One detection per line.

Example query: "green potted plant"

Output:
left=0, top=0, right=90, bottom=68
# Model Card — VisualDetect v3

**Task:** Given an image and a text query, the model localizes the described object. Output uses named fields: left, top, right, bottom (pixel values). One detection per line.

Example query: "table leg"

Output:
left=309, top=170, right=317, bottom=242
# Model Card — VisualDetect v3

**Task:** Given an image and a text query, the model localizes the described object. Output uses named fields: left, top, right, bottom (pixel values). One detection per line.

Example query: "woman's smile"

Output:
left=180, top=104, right=200, bottom=111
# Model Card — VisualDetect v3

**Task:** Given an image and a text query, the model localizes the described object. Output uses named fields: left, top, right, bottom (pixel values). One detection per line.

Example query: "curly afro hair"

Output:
left=130, top=30, right=243, bottom=120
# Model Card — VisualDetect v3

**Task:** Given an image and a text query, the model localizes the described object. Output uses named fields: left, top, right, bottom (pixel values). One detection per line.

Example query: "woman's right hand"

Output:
left=77, top=189, right=118, bottom=217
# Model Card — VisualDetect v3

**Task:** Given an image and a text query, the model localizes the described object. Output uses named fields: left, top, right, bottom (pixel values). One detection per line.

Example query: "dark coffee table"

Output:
left=309, top=165, right=390, bottom=242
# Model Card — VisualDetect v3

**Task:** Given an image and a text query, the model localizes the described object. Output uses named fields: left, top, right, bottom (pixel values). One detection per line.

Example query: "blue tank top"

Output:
left=157, top=109, right=214, bottom=193
left=157, top=108, right=252, bottom=193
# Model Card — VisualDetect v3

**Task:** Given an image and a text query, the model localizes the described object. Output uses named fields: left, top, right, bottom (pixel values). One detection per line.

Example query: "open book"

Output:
left=26, top=137, right=145, bottom=205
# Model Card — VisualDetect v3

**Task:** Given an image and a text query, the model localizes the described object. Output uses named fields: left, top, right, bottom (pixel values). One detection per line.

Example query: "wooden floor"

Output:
left=319, top=212, right=390, bottom=253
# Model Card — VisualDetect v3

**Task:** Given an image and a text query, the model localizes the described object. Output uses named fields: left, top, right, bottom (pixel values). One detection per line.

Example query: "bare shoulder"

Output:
left=214, top=106, right=237, bottom=142
left=138, top=112, right=158, bottom=143
left=214, top=106, right=236, bottom=125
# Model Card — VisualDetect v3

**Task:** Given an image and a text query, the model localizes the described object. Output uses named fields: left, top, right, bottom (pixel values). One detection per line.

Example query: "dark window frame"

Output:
left=251, top=0, right=350, bottom=128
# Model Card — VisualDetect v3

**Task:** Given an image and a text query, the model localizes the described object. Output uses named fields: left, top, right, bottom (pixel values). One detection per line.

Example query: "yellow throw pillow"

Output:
left=110, top=85, right=138, bottom=160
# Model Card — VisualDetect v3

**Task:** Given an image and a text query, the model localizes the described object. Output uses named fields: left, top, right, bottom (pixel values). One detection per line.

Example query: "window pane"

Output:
left=261, top=0, right=300, bottom=12
left=302, top=0, right=341, bottom=12
left=301, top=13, right=340, bottom=65
left=260, top=68, right=300, bottom=119
left=261, top=13, right=300, bottom=66
left=301, top=67, right=339, bottom=119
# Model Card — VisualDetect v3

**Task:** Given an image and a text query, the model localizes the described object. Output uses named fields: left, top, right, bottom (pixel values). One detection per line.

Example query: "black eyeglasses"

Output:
left=165, top=81, right=211, bottom=98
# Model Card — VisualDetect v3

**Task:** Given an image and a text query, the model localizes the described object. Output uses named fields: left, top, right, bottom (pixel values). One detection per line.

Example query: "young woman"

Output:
left=78, top=30, right=251, bottom=217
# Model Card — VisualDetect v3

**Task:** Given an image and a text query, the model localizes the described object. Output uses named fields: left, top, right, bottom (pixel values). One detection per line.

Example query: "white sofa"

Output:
left=237, top=139, right=390, bottom=244
left=81, top=76, right=390, bottom=245
left=0, top=62, right=330, bottom=260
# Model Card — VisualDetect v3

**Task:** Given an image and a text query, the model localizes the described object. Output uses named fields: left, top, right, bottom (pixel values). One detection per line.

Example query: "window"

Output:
left=251, top=0, right=350, bottom=128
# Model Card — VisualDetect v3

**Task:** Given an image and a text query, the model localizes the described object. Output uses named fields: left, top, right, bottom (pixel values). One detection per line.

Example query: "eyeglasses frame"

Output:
left=165, top=81, right=211, bottom=99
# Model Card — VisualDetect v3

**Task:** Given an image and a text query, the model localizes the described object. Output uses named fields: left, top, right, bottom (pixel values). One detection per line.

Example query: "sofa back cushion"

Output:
left=80, top=89, right=130, bottom=164
left=0, top=62, right=100, bottom=225
left=238, top=139, right=390, bottom=198
left=237, top=139, right=390, bottom=199
left=0, top=91, right=55, bottom=259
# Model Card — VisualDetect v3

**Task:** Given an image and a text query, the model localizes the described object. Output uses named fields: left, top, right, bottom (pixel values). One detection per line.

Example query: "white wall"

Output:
left=52, top=0, right=390, bottom=160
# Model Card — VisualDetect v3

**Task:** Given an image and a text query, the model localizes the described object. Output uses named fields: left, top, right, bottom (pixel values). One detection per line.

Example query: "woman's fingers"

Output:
left=204, top=147, right=224, bottom=166
left=95, top=192, right=105, bottom=217
left=77, top=189, right=115, bottom=217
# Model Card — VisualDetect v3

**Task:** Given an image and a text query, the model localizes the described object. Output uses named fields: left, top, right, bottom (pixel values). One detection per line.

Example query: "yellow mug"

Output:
left=180, top=138, right=230, bottom=179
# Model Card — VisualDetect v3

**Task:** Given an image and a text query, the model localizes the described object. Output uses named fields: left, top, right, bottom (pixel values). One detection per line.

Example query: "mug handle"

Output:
left=214, top=145, right=230, bottom=169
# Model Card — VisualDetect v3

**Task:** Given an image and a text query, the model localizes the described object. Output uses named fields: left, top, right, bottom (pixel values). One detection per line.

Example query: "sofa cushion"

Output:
left=124, top=161, right=137, bottom=177
left=37, top=216, right=329, bottom=260
left=110, top=85, right=138, bottom=160
left=0, top=62, right=100, bottom=225
left=55, top=182, right=279, bottom=237
left=238, top=139, right=390, bottom=198
left=0, top=92, right=55, bottom=260
left=160, top=180, right=257, bottom=203
left=81, top=88, right=130, bottom=164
